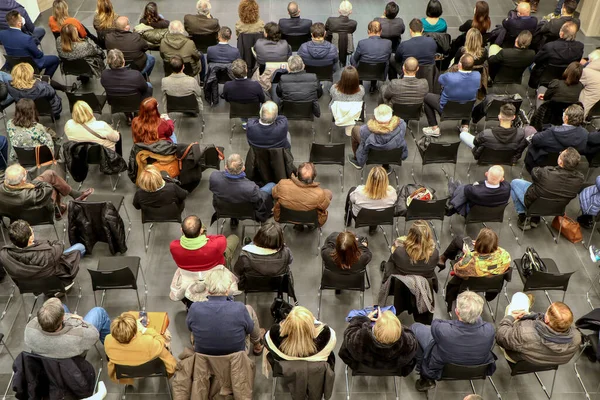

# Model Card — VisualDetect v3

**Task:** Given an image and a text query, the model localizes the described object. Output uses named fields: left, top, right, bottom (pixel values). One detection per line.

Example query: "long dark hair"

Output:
left=12, top=99, right=39, bottom=128
left=142, top=2, right=161, bottom=24
left=335, top=66, right=360, bottom=95
left=563, top=61, right=583, bottom=86
left=472, top=1, right=491, bottom=33
left=331, top=231, right=361, bottom=270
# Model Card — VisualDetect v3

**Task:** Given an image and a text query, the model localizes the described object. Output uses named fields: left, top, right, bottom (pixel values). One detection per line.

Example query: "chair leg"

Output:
left=244, top=292, right=248, bottom=305
left=469, top=379, right=477, bottom=394
left=121, top=204, right=132, bottom=242
left=488, top=376, right=502, bottom=400
left=73, top=281, right=82, bottom=315
left=541, top=216, right=560, bottom=244
left=544, top=290, right=553, bottom=305
left=345, top=365, right=351, bottom=400
left=165, top=376, right=174, bottom=400
left=138, top=263, right=149, bottom=311
left=585, top=220, right=597, bottom=249
left=229, top=119, right=235, bottom=144
left=3, top=372, right=14, bottom=400
left=585, top=270, right=600, bottom=310
left=144, top=223, right=154, bottom=252
left=379, top=225, right=391, bottom=249
left=359, top=289, right=364, bottom=310
left=393, top=376, right=398, bottom=400
left=573, top=341, right=591, bottom=400
left=317, top=288, right=322, bottom=320
left=0, top=284, right=15, bottom=321
left=534, top=369, right=557, bottom=400
left=271, top=377, right=277, bottom=400
left=135, top=289, right=141, bottom=310
left=27, top=295, right=39, bottom=322
left=339, top=166, right=344, bottom=193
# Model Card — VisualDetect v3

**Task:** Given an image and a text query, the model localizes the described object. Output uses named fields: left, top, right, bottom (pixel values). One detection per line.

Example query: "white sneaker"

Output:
left=422, top=127, right=441, bottom=137
left=460, top=125, right=470, bottom=134
left=64, top=281, right=75, bottom=291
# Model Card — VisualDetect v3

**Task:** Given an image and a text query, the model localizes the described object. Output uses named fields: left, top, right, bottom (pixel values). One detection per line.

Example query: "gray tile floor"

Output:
left=1, top=0, right=600, bottom=398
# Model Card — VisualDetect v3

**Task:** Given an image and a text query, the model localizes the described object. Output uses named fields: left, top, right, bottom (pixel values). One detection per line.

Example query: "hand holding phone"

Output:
left=463, top=237, right=475, bottom=253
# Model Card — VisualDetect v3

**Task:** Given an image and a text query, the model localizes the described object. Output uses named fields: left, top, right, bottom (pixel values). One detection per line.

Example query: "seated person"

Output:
left=0, top=219, right=84, bottom=287
left=440, top=228, right=511, bottom=310
left=253, top=22, right=292, bottom=66
left=7, top=99, right=57, bottom=160
left=578, top=175, right=600, bottom=228
left=233, top=222, right=294, bottom=293
left=345, top=166, right=397, bottom=232
left=101, top=49, right=152, bottom=101
left=0, top=0, right=45, bottom=41
left=187, top=268, right=264, bottom=355
left=209, top=153, right=274, bottom=224
left=497, top=2, right=537, bottom=47
left=447, top=165, right=511, bottom=217
left=206, top=26, right=241, bottom=64
left=105, top=16, right=155, bottom=77
left=540, top=0, right=579, bottom=39
left=380, top=57, right=428, bottom=106
left=235, top=0, right=265, bottom=35
left=278, top=1, right=311, bottom=37
left=139, top=2, right=169, bottom=29
left=277, top=55, right=323, bottom=118
left=321, top=231, right=371, bottom=273
left=246, top=101, right=290, bottom=149
left=350, top=20, right=392, bottom=92
left=272, top=162, right=332, bottom=228
left=329, top=66, right=365, bottom=136
left=160, top=20, right=202, bottom=77
left=25, top=298, right=110, bottom=359
left=463, top=104, right=528, bottom=165
left=487, top=30, right=535, bottom=85
left=132, top=98, right=176, bottom=143
left=105, top=313, right=177, bottom=383
left=222, top=59, right=266, bottom=105
left=496, top=295, right=581, bottom=365
left=264, top=306, right=336, bottom=365
left=184, top=0, right=219, bottom=36
left=0, top=164, right=93, bottom=219
left=411, top=291, right=496, bottom=391
left=394, top=18, right=437, bottom=66
left=161, top=55, right=203, bottom=112
left=0, top=10, right=60, bottom=77
left=421, top=0, right=447, bottom=33
left=422, top=54, right=481, bottom=137
left=56, top=24, right=105, bottom=78
left=8, top=63, right=63, bottom=120
left=340, top=309, right=417, bottom=374
left=297, top=22, right=339, bottom=72
left=64, top=100, right=120, bottom=151
left=133, top=165, right=188, bottom=214
left=511, top=148, right=585, bottom=230
left=375, top=1, right=405, bottom=53
left=383, top=220, right=439, bottom=283
left=325, top=1, right=358, bottom=43
left=535, top=61, right=583, bottom=109
left=348, top=104, right=408, bottom=169
left=525, top=104, right=588, bottom=173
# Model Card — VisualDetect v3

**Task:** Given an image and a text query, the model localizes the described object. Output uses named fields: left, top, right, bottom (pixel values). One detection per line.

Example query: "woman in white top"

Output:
left=346, top=166, right=397, bottom=233
left=64, top=100, right=120, bottom=151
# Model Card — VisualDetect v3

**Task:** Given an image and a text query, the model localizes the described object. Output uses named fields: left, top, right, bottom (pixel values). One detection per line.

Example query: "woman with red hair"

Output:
left=131, top=97, right=176, bottom=144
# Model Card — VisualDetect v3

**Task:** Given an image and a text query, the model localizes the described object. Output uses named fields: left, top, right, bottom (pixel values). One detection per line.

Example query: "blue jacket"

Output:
left=395, top=35, right=437, bottom=65
left=7, top=80, right=61, bottom=117
left=222, top=78, right=265, bottom=104
left=351, top=36, right=392, bottom=67
left=206, top=43, right=240, bottom=64
left=0, top=28, right=44, bottom=63
left=0, top=0, right=35, bottom=33
left=356, top=116, right=407, bottom=166
left=246, top=116, right=290, bottom=149
left=298, top=40, right=339, bottom=68
left=421, top=318, right=497, bottom=380
left=527, top=125, right=588, bottom=167
left=580, top=175, right=600, bottom=216
left=438, top=70, right=481, bottom=110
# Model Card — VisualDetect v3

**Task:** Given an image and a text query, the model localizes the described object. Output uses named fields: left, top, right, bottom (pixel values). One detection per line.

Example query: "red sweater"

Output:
left=169, top=235, right=227, bottom=271
left=158, top=119, right=175, bottom=142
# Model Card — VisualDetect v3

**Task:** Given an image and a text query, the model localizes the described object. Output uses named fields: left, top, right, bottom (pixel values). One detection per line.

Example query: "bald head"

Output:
left=260, top=101, right=279, bottom=125
left=459, top=53, right=475, bottom=71
left=297, top=162, right=316, bottom=184
left=287, top=1, right=299, bottom=17
left=560, top=21, right=578, bottom=41
left=403, top=57, right=419, bottom=76
left=5, top=164, right=28, bottom=186
left=181, top=215, right=202, bottom=238
left=226, top=153, right=244, bottom=175
left=115, top=16, right=130, bottom=30
left=517, top=2, right=531, bottom=16
left=368, top=20, right=382, bottom=35
left=486, top=165, right=505, bottom=185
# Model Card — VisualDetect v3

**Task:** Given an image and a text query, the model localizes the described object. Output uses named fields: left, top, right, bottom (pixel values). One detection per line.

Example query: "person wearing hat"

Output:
left=348, top=104, right=408, bottom=171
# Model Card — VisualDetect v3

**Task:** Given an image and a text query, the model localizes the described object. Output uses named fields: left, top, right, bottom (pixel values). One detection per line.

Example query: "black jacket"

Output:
left=339, top=315, right=417, bottom=375
left=277, top=71, right=323, bottom=117
left=383, top=246, right=439, bottom=283
left=375, top=17, right=405, bottom=52
left=543, top=79, right=583, bottom=104
left=526, top=125, right=588, bottom=170
left=8, top=81, right=61, bottom=117
left=465, top=180, right=511, bottom=208
left=325, top=16, right=357, bottom=39
left=488, top=47, right=536, bottom=81
left=383, top=275, right=438, bottom=325
left=68, top=200, right=128, bottom=255
left=222, top=78, right=266, bottom=104
left=236, top=32, right=263, bottom=77
left=501, top=15, right=538, bottom=44
left=204, top=62, right=233, bottom=106
left=133, top=182, right=188, bottom=212
left=245, top=146, right=297, bottom=187
left=530, top=39, right=585, bottom=87
left=473, top=126, right=528, bottom=164
left=105, top=30, right=149, bottom=71
left=63, top=141, right=127, bottom=182
left=12, top=352, right=95, bottom=400
left=525, top=166, right=584, bottom=208
left=278, top=17, right=312, bottom=36
left=101, top=67, right=151, bottom=98
left=321, top=232, right=371, bottom=273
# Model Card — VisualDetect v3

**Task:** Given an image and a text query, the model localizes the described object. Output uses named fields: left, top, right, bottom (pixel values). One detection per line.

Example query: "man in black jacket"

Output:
left=105, top=16, right=155, bottom=76
left=184, top=0, right=220, bottom=36
left=276, top=55, right=323, bottom=117
left=511, top=147, right=584, bottom=229
left=325, top=0, right=357, bottom=40
left=101, top=49, right=153, bottom=99
left=534, top=0, right=579, bottom=49
left=209, top=153, right=274, bottom=225
left=448, top=165, right=511, bottom=217
left=375, top=1, right=405, bottom=53
left=278, top=2, right=312, bottom=37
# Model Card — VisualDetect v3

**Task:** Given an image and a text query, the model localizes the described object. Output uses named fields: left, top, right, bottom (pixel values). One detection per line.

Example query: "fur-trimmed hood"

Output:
left=367, top=115, right=401, bottom=134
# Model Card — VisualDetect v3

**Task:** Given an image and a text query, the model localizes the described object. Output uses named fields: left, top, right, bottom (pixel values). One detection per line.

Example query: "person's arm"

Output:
left=64, top=315, right=100, bottom=351
left=453, top=252, right=476, bottom=278
left=542, top=80, right=559, bottom=101
left=75, top=20, right=87, bottom=38
left=459, top=19, right=471, bottom=32
left=173, top=183, right=188, bottom=202
left=132, top=191, right=141, bottom=210
left=395, top=43, right=404, bottom=64
left=534, top=45, right=550, bottom=66
left=25, top=36, right=45, bottom=59
left=100, top=122, right=120, bottom=142
left=531, top=166, right=544, bottom=184
left=243, top=304, right=255, bottom=335
left=488, top=49, right=503, bottom=65
left=351, top=42, right=361, bottom=66
left=257, top=84, right=266, bottom=103
left=495, top=315, right=524, bottom=351
left=233, top=254, right=248, bottom=278
left=276, top=80, right=283, bottom=97
left=146, top=330, right=178, bottom=376
left=19, top=6, right=36, bottom=34
left=531, top=128, right=550, bottom=146
left=538, top=20, right=550, bottom=35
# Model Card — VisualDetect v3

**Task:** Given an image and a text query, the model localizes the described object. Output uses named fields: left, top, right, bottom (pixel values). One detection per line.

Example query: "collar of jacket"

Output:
left=4, top=181, right=35, bottom=190
left=367, top=115, right=401, bottom=134
left=291, top=174, right=320, bottom=188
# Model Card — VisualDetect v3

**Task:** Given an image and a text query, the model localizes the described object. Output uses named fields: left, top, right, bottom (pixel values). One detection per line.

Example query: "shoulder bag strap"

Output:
left=80, top=123, right=106, bottom=140
left=178, top=142, right=198, bottom=169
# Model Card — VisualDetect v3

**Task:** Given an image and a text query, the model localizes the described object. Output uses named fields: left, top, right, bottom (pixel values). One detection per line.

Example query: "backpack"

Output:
left=521, top=247, right=547, bottom=277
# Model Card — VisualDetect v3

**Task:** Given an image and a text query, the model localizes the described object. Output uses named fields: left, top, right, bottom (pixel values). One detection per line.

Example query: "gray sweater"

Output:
left=24, top=314, right=99, bottom=359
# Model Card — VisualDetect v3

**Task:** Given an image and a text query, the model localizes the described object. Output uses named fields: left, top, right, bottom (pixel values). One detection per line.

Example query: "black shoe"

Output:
left=380, top=260, right=386, bottom=272
left=578, top=215, right=595, bottom=230
left=230, top=218, right=239, bottom=228
left=530, top=216, right=541, bottom=228
left=517, top=214, right=531, bottom=231
left=383, top=164, right=393, bottom=175
left=77, top=75, right=91, bottom=84
left=369, top=85, right=376, bottom=94
left=70, top=82, right=80, bottom=92
left=347, top=155, right=362, bottom=170
left=437, top=262, right=446, bottom=271
left=415, top=378, right=436, bottom=392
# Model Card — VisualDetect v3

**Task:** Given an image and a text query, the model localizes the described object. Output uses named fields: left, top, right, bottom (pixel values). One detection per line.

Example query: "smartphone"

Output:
left=372, top=305, right=379, bottom=319
left=139, top=310, right=148, bottom=327
left=463, top=237, right=474, bottom=252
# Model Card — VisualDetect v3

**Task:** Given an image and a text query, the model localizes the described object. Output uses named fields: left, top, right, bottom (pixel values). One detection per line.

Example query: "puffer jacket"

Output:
left=525, top=166, right=584, bottom=208
left=356, top=116, right=408, bottom=166
left=297, top=40, right=339, bottom=67
left=272, top=175, right=331, bottom=227
left=338, top=315, right=418, bottom=375
left=204, top=63, right=233, bottom=106
left=160, top=33, right=202, bottom=76
left=245, top=146, right=296, bottom=187
left=140, top=28, right=168, bottom=47
left=579, top=175, right=600, bottom=216
left=496, top=313, right=582, bottom=366
left=7, top=81, right=61, bottom=117
left=0, top=181, right=53, bottom=218
left=277, top=71, right=323, bottom=117
left=68, top=200, right=128, bottom=255
left=63, top=141, right=127, bottom=183
left=527, top=125, right=589, bottom=167
left=172, top=348, right=255, bottom=400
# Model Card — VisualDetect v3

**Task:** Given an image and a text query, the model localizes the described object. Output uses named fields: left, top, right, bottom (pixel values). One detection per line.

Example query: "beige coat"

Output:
left=580, top=59, right=600, bottom=117
left=272, top=175, right=332, bottom=226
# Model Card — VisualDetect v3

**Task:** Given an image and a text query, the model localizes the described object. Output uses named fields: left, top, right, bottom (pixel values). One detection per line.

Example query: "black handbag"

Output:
left=521, top=247, right=547, bottom=277
left=270, top=276, right=295, bottom=322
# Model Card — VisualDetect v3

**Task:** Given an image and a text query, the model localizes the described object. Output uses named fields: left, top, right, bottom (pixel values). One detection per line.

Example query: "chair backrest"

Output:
left=229, top=101, right=261, bottom=119
left=107, top=93, right=143, bottom=114
left=216, top=68, right=232, bottom=84
left=140, top=202, right=183, bottom=224
left=13, top=145, right=53, bottom=167
left=282, top=34, right=311, bottom=51
left=166, top=94, right=199, bottom=114
left=415, top=64, right=436, bottom=92
left=485, top=98, right=523, bottom=121
left=440, top=362, right=494, bottom=381
left=320, top=266, right=365, bottom=291
left=309, top=143, right=345, bottom=166
left=243, top=273, right=289, bottom=294
left=356, top=62, right=387, bottom=81
left=281, top=101, right=314, bottom=121
left=349, top=361, right=405, bottom=376
left=88, top=267, right=138, bottom=291
left=421, top=141, right=461, bottom=165
left=304, top=63, right=334, bottom=82
left=60, top=58, right=94, bottom=76
left=466, top=204, right=507, bottom=224
left=537, top=152, right=561, bottom=168
left=66, top=92, right=104, bottom=114
left=405, top=198, right=447, bottom=221
left=524, top=269, right=574, bottom=292
left=477, top=147, right=519, bottom=166
left=163, top=61, right=196, bottom=78
left=538, top=64, right=567, bottom=87
left=14, top=275, right=65, bottom=295
left=4, top=55, right=40, bottom=74
left=115, top=358, right=168, bottom=380
left=546, top=101, right=572, bottom=126
left=86, top=144, right=104, bottom=165
left=508, top=359, right=559, bottom=376
left=213, top=198, right=257, bottom=221
left=588, top=100, right=600, bottom=121
left=586, top=151, right=600, bottom=168
left=34, top=98, right=54, bottom=118
left=527, top=197, right=569, bottom=217
left=392, top=102, right=423, bottom=122
left=278, top=205, right=319, bottom=226
left=354, top=207, right=395, bottom=228
left=440, top=100, right=476, bottom=121
left=192, top=33, right=218, bottom=53
left=365, top=148, right=404, bottom=167
left=459, top=273, right=508, bottom=294
left=492, top=65, right=527, bottom=85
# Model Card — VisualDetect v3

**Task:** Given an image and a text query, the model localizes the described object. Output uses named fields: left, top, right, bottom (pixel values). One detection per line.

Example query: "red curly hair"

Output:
left=132, top=97, right=160, bottom=144
left=238, top=0, right=260, bottom=24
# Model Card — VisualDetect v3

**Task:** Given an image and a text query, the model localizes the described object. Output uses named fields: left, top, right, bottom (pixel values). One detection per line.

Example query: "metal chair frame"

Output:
left=429, top=362, right=501, bottom=400
left=513, top=258, right=573, bottom=305
left=507, top=197, right=570, bottom=245
left=229, top=101, right=261, bottom=143
left=309, top=142, right=345, bottom=192
left=278, top=205, right=323, bottom=255
left=115, top=358, right=173, bottom=400
left=316, top=262, right=369, bottom=320
left=344, top=364, right=399, bottom=400
left=506, top=358, right=559, bottom=400
left=165, top=94, right=205, bottom=141
left=88, top=256, right=147, bottom=311
left=350, top=206, right=397, bottom=250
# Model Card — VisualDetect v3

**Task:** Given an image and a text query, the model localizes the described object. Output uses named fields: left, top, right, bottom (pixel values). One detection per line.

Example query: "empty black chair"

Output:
left=59, top=58, right=95, bottom=84
left=509, top=197, right=571, bottom=245
left=404, top=198, right=447, bottom=247
left=4, top=55, right=40, bottom=73
left=107, top=93, right=143, bottom=126
left=513, top=258, right=573, bottom=304
left=163, top=61, right=196, bottom=78
left=13, top=145, right=53, bottom=168
left=213, top=198, right=260, bottom=237
left=506, top=359, right=560, bottom=399
left=282, top=34, right=310, bottom=51
left=88, top=256, right=147, bottom=309
left=33, top=97, right=58, bottom=130
left=317, top=265, right=368, bottom=320
left=440, top=100, right=476, bottom=126
left=585, top=151, right=600, bottom=181
left=344, top=363, right=402, bottom=400
left=392, top=102, right=423, bottom=135
left=309, top=143, right=345, bottom=191
left=356, top=62, right=387, bottom=83
left=13, top=276, right=81, bottom=321
left=281, top=100, right=315, bottom=140
left=305, top=63, right=334, bottom=82
left=165, top=94, right=205, bottom=140
left=140, top=203, right=183, bottom=252
left=66, top=92, right=106, bottom=114
left=431, top=362, right=500, bottom=400
left=413, top=141, right=461, bottom=182
left=114, top=358, right=173, bottom=400
left=457, top=203, right=508, bottom=237
left=229, top=101, right=261, bottom=143
left=361, top=148, right=404, bottom=190
left=243, top=273, right=292, bottom=304
left=192, top=33, right=218, bottom=53
left=352, top=207, right=396, bottom=249
left=586, top=100, right=600, bottom=129
left=278, top=205, right=322, bottom=253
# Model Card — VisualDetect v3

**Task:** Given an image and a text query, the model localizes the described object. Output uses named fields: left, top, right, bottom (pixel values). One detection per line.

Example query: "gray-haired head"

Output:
left=287, top=55, right=305, bottom=73
left=4, top=164, right=27, bottom=186
left=339, top=0, right=352, bottom=16
left=260, top=101, right=279, bottom=124
left=455, top=290, right=484, bottom=324
left=37, top=298, right=65, bottom=333
left=196, top=0, right=212, bottom=15
left=168, top=20, right=186, bottom=34
left=107, top=49, right=125, bottom=69
left=205, top=268, right=234, bottom=295
left=226, top=153, right=244, bottom=175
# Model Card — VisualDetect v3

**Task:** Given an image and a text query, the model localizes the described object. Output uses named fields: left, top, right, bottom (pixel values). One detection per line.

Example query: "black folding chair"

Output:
left=12, top=144, right=53, bottom=168
left=309, top=143, right=345, bottom=192
left=317, top=264, right=368, bottom=320
left=66, top=92, right=107, bottom=115
left=492, top=64, right=527, bottom=86
left=351, top=207, right=396, bottom=250
left=305, top=63, right=334, bottom=83
left=88, top=256, right=147, bottom=310
left=0, top=198, right=65, bottom=244
left=281, top=100, right=315, bottom=141
left=268, top=353, right=332, bottom=400
left=33, top=97, right=58, bottom=130
left=360, top=148, right=404, bottom=190
left=508, top=197, right=571, bottom=245
left=242, top=273, right=291, bottom=304
left=192, top=33, right=218, bottom=53
left=412, top=140, right=461, bottom=182
left=278, top=205, right=322, bottom=254
left=440, top=100, right=476, bottom=130
left=12, top=276, right=82, bottom=321
left=165, top=94, right=205, bottom=140
left=431, top=362, right=500, bottom=400
left=229, top=101, right=261, bottom=143
left=455, top=270, right=512, bottom=322
left=107, top=93, right=143, bottom=128
left=506, top=359, right=559, bottom=400
left=467, top=148, right=519, bottom=181
left=513, top=258, right=573, bottom=304
left=392, top=102, right=423, bottom=135
left=115, top=358, right=173, bottom=400
left=344, top=362, right=402, bottom=400
left=584, top=151, right=600, bottom=182
left=356, top=62, right=387, bottom=86
left=140, top=203, right=183, bottom=252
left=59, top=58, right=95, bottom=85
left=416, top=63, right=437, bottom=92
left=404, top=198, right=448, bottom=248
left=213, top=198, right=260, bottom=238
left=585, top=100, right=600, bottom=129
left=483, top=97, right=523, bottom=131
left=71, top=143, right=123, bottom=191
left=282, top=34, right=310, bottom=51
left=453, top=203, right=508, bottom=238
left=4, top=55, right=40, bottom=74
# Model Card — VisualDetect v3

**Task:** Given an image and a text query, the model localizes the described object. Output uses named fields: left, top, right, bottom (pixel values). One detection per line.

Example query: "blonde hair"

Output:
left=400, top=220, right=435, bottom=263
left=10, top=63, right=36, bottom=90
left=373, top=311, right=401, bottom=344
left=205, top=268, right=234, bottom=295
left=137, top=165, right=164, bottom=192
left=95, top=0, right=117, bottom=29
left=52, top=0, right=70, bottom=25
left=110, top=313, right=137, bottom=344
left=364, top=166, right=390, bottom=200
left=279, top=306, right=324, bottom=357
left=72, top=101, right=95, bottom=124
left=464, top=28, right=484, bottom=60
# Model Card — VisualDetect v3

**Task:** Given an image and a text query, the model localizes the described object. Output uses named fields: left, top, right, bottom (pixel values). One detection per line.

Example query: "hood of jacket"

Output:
left=491, top=127, right=520, bottom=144
left=134, top=140, right=178, bottom=155
left=551, top=125, right=588, bottom=148
left=367, top=115, right=401, bottom=134
left=304, top=40, right=334, bottom=59
left=163, top=33, right=189, bottom=50
left=534, top=319, right=579, bottom=351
